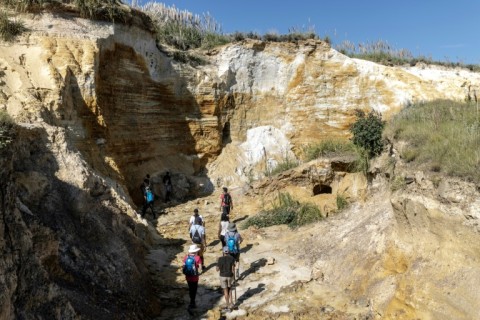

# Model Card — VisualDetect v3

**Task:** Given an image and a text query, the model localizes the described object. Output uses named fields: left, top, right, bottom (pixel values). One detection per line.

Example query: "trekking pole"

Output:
left=233, top=271, right=237, bottom=306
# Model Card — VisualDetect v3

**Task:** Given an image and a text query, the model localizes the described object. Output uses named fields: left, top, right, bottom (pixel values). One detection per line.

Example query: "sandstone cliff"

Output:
left=1, top=10, right=480, bottom=319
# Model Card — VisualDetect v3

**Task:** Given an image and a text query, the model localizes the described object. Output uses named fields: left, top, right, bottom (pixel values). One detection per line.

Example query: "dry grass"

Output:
left=385, top=100, right=480, bottom=182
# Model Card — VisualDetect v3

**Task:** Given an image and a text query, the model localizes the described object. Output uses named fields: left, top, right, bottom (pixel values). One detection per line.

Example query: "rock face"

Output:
left=0, top=125, right=160, bottom=319
left=1, top=10, right=480, bottom=319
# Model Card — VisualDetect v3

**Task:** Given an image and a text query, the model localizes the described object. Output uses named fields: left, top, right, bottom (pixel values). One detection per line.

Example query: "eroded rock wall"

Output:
left=1, top=11, right=480, bottom=319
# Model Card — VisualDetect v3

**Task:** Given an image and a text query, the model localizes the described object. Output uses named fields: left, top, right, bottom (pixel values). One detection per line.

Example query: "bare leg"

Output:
left=223, top=288, right=229, bottom=307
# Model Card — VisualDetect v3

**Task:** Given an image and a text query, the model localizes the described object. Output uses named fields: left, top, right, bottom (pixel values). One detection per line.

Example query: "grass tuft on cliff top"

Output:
left=242, top=193, right=323, bottom=229
left=0, top=10, right=26, bottom=41
left=385, top=99, right=480, bottom=183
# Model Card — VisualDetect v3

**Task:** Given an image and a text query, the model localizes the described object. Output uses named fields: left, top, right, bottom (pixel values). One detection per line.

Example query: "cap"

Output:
left=227, top=222, right=237, bottom=232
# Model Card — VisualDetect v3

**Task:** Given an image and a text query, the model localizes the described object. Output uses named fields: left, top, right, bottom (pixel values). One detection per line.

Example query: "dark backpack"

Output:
left=191, top=226, right=202, bottom=244
left=145, top=188, right=154, bottom=203
left=183, top=255, right=198, bottom=276
left=223, top=193, right=232, bottom=206
left=226, top=231, right=239, bottom=254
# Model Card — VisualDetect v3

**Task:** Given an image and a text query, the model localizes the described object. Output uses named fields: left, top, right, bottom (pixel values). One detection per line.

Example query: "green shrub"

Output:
left=242, top=193, right=323, bottom=229
left=390, top=176, right=406, bottom=191
left=292, top=202, right=323, bottom=227
left=303, top=139, right=356, bottom=161
left=350, top=109, right=385, bottom=157
left=385, top=100, right=480, bottom=182
left=336, top=194, right=348, bottom=211
left=0, top=110, right=14, bottom=151
left=74, top=0, right=127, bottom=22
left=266, top=156, right=299, bottom=176
left=0, top=11, right=26, bottom=41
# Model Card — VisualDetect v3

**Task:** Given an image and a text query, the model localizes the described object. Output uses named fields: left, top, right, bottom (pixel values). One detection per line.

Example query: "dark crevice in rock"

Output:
left=313, top=184, right=332, bottom=195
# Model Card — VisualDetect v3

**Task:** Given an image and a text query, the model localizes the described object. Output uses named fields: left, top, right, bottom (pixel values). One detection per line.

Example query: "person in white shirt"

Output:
left=189, top=216, right=206, bottom=270
left=188, top=208, right=205, bottom=231
left=218, top=214, right=230, bottom=248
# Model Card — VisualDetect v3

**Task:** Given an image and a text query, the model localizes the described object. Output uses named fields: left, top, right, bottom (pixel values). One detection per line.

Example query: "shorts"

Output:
left=222, top=206, right=231, bottom=216
left=229, top=252, right=240, bottom=262
left=220, top=276, right=234, bottom=289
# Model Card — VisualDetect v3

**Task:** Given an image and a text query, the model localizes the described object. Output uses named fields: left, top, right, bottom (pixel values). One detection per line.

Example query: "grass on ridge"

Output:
left=385, top=99, right=480, bottom=183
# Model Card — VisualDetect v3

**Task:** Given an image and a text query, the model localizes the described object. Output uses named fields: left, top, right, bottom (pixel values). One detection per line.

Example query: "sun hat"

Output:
left=223, top=246, right=229, bottom=253
left=188, top=244, right=201, bottom=253
left=227, top=222, right=237, bottom=232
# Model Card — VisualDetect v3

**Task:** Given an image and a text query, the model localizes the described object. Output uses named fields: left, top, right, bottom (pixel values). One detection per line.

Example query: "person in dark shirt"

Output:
left=163, top=171, right=172, bottom=203
left=220, top=187, right=233, bottom=216
left=216, top=246, right=236, bottom=310
left=140, top=176, right=154, bottom=217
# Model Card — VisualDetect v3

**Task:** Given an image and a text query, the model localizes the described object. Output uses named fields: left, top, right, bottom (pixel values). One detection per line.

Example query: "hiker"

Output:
left=189, top=216, right=206, bottom=270
left=182, top=244, right=202, bottom=310
left=218, top=213, right=230, bottom=248
left=139, top=174, right=151, bottom=200
left=188, top=208, right=205, bottom=231
left=163, top=171, right=172, bottom=203
left=140, top=177, right=155, bottom=217
left=225, top=222, right=243, bottom=277
left=220, top=187, right=233, bottom=216
left=216, top=246, right=236, bottom=311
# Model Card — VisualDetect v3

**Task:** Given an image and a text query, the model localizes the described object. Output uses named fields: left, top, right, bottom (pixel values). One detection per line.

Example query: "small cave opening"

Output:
left=222, top=121, right=231, bottom=145
left=313, top=184, right=332, bottom=195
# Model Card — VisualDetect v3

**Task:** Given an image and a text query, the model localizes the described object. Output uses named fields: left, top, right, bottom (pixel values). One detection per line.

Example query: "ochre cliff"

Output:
left=1, top=10, right=480, bottom=319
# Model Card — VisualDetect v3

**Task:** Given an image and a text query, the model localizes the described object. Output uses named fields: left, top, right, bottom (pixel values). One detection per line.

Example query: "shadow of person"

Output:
left=238, top=258, right=267, bottom=280
left=240, top=243, right=253, bottom=254
left=234, top=283, right=266, bottom=307
left=203, top=262, right=217, bottom=272
left=233, top=215, right=249, bottom=223
left=209, top=239, right=221, bottom=247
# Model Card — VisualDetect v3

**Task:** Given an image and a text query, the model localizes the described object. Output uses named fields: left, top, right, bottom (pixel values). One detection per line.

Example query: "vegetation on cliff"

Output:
left=385, top=99, right=480, bottom=183
left=0, top=10, right=25, bottom=41
left=242, top=192, right=323, bottom=229
left=336, top=39, right=480, bottom=72
left=0, top=110, right=14, bottom=151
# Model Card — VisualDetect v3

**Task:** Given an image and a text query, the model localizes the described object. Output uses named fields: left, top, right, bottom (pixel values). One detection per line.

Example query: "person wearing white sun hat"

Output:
left=182, top=244, right=202, bottom=309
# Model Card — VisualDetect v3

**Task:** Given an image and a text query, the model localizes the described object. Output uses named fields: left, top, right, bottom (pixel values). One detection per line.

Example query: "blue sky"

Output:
left=136, top=1, right=480, bottom=64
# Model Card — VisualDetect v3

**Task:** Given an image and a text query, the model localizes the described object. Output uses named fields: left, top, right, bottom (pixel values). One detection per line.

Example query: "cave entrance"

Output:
left=222, top=121, right=231, bottom=145
left=313, top=184, right=332, bottom=195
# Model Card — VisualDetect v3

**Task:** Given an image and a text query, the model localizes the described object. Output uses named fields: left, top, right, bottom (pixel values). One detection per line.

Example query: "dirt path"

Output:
left=143, top=191, right=313, bottom=319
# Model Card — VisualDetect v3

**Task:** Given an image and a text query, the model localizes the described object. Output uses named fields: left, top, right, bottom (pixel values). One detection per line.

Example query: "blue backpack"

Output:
left=183, top=255, right=198, bottom=276
left=226, top=232, right=239, bottom=254
left=145, top=188, right=154, bottom=203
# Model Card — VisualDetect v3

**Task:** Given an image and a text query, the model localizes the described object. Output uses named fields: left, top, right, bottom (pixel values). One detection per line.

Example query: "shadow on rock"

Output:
left=239, top=258, right=267, bottom=280
left=240, top=243, right=253, bottom=254
left=233, top=215, right=248, bottom=224
left=234, top=283, right=266, bottom=307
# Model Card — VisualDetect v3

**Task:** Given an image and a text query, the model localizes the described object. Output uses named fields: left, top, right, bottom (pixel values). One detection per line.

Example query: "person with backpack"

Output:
left=189, top=216, right=206, bottom=270
left=163, top=171, right=172, bottom=203
left=182, top=244, right=202, bottom=310
left=216, top=246, right=236, bottom=311
left=220, top=187, right=233, bottom=216
left=188, top=208, right=205, bottom=231
left=225, top=222, right=243, bottom=277
left=140, top=178, right=155, bottom=218
left=218, top=214, right=230, bottom=248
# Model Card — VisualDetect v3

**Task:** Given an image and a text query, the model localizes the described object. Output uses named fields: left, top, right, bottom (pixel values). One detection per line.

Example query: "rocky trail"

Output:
left=141, top=190, right=314, bottom=320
